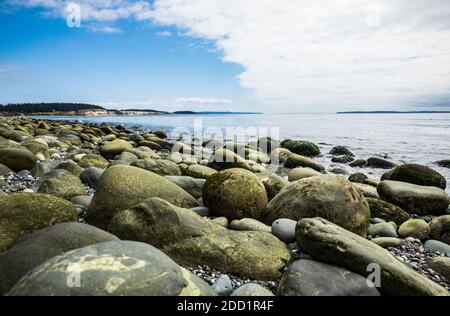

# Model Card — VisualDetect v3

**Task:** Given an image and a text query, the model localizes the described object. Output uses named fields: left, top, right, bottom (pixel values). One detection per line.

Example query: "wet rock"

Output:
left=277, top=259, right=379, bottom=296
left=428, top=215, right=450, bottom=244
left=0, top=192, right=77, bottom=253
left=366, top=198, right=410, bottom=225
left=266, top=175, right=370, bottom=236
left=7, top=240, right=215, bottom=296
left=281, top=139, right=320, bottom=157
left=108, top=197, right=290, bottom=280
left=398, top=219, right=430, bottom=240
left=0, top=223, right=118, bottom=295
left=382, top=164, right=446, bottom=189
left=203, top=168, right=268, bottom=221
left=367, top=157, right=397, bottom=169
left=330, top=146, right=354, bottom=157
left=377, top=180, right=450, bottom=215
left=87, top=165, right=199, bottom=229
left=295, top=217, right=449, bottom=296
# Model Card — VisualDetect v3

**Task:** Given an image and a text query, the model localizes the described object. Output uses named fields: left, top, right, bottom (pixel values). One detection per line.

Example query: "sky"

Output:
left=1, top=0, right=450, bottom=113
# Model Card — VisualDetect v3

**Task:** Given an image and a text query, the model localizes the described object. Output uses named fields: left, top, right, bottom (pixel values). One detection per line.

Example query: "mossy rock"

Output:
left=100, top=139, right=133, bottom=159
left=55, top=160, right=85, bottom=177
left=0, top=222, right=119, bottom=295
left=428, top=215, right=450, bottom=244
left=7, top=240, right=215, bottom=296
left=256, top=171, right=290, bottom=200
left=202, top=168, right=268, bottom=221
left=266, top=175, right=370, bottom=236
left=0, top=193, right=77, bottom=253
left=0, top=148, right=37, bottom=172
left=37, top=169, right=86, bottom=200
left=131, top=159, right=181, bottom=176
left=284, top=153, right=325, bottom=172
left=207, top=148, right=252, bottom=171
left=165, top=176, right=206, bottom=199
left=87, top=165, right=199, bottom=229
left=366, top=198, right=410, bottom=225
left=185, top=164, right=217, bottom=179
left=108, top=198, right=290, bottom=280
left=329, top=146, right=354, bottom=157
left=381, top=164, right=446, bottom=190
left=78, top=154, right=109, bottom=169
left=377, top=180, right=450, bottom=215
left=281, top=139, right=321, bottom=157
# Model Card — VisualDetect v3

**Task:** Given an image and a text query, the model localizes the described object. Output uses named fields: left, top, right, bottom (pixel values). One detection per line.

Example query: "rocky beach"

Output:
left=0, top=116, right=449, bottom=296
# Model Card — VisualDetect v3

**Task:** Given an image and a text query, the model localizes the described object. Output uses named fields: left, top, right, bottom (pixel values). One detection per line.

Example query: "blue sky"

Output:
left=1, top=1, right=450, bottom=113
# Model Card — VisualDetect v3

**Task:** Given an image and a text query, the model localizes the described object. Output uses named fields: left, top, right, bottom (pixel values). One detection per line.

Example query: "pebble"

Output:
left=187, top=265, right=278, bottom=293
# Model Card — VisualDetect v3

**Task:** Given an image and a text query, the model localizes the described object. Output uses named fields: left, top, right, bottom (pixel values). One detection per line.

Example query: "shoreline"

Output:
left=0, top=117, right=449, bottom=296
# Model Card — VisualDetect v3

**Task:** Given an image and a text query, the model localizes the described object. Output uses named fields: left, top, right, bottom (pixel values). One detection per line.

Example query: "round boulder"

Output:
left=381, top=164, right=446, bottom=189
left=0, top=148, right=37, bottom=172
left=398, top=219, right=430, bottom=240
left=0, top=193, right=77, bottom=253
left=6, top=240, right=215, bottom=296
left=428, top=215, right=450, bottom=244
left=0, top=223, right=118, bottom=295
left=202, top=168, right=268, bottom=221
left=266, top=175, right=370, bottom=236
left=87, top=165, right=199, bottom=229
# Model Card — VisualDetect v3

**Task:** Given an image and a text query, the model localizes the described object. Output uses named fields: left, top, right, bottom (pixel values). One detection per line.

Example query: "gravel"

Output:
left=0, top=171, right=36, bottom=193
left=187, top=265, right=278, bottom=294
left=388, top=239, right=450, bottom=290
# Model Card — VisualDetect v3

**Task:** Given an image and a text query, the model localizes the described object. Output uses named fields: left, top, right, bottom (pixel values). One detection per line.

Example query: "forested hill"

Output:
left=0, top=103, right=105, bottom=113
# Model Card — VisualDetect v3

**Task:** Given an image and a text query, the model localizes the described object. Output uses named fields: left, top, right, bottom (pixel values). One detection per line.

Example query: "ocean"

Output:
left=34, top=113, right=450, bottom=192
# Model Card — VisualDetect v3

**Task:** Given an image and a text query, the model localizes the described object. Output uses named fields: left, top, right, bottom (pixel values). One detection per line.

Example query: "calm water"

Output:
left=35, top=113, right=450, bottom=192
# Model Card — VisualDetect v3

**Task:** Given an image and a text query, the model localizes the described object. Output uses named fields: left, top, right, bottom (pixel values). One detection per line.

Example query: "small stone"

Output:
left=212, top=275, right=233, bottom=296
left=271, top=218, right=297, bottom=243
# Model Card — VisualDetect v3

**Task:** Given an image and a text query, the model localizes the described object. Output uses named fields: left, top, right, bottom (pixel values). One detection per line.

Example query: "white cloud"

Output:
left=6, top=0, right=450, bottom=111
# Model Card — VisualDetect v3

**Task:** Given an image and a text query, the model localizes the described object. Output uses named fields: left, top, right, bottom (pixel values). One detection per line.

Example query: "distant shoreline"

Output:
left=337, top=111, right=450, bottom=114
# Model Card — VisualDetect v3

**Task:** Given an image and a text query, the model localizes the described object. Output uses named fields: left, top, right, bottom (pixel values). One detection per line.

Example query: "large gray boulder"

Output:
left=266, top=175, right=370, bottom=236
left=295, top=217, right=449, bottom=296
left=377, top=180, right=450, bottom=215
left=87, top=165, right=200, bottom=229
left=277, top=259, right=379, bottom=296
left=0, top=223, right=118, bottom=295
left=7, top=241, right=215, bottom=296
left=108, top=197, right=291, bottom=280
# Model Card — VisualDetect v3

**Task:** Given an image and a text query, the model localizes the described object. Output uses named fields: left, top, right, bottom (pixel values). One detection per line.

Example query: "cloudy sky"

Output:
left=1, top=0, right=450, bottom=112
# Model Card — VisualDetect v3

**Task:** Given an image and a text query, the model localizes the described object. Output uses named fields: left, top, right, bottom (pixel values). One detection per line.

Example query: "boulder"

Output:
left=207, top=148, right=252, bottom=171
left=78, top=154, right=109, bottom=169
left=371, top=237, right=406, bottom=248
left=424, top=240, right=450, bottom=255
left=295, top=217, right=449, bottom=296
left=0, top=193, right=77, bottom=253
left=288, top=167, right=321, bottom=181
left=165, top=176, right=206, bottom=199
left=352, top=182, right=379, bottom=198
left=256, top=172, right=289, bottom=200
left=229, top=218, right=271, bottom=233
left=186, top=164, right=217, bottom=179
left=0, top=148, right=37, bottom=172
left=131, top=159, right=181, bottom=176
left=366, top=198, right=410, bottom=225
left=80, top=167, right=104, bottom=189
left=0, top=222, right=118, bottom=295
left=436, top=160, right=450, bottom=168
left=257, top=137, right=280, bottom=154
left=281, top=140, right=320, bottom=157
left=377, top=180, right=450, bottom=215
left=100, top=139, right=133, bottom=159
left=398, top=219, right=430, bottom=240
left=330, top=146, right=354, bottom=157
left=202, top=168, right=268, bottom=221
left=277, top=259, right=379, bottom=296
left=367, top=157, right=397, bottom=169
left=428, top=215, right=450, bottom=244
left=87, top=165, right=199, bottom=229
left=37, top=169, right=86, bottom=200
left=7, top=240, right=215, bottom=296
left=266, top=175, right=370, bottom=236
left=284, top=154, right=325, bottom=172
left=55, top=160, right=85, bottom=177
left=348, top=172, right=368, bottom=183
left=382, top=164, right=446, bottom=189
left=108, top=198, right=290, bottom=280
left=428, top=257, right=450, bottom=281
